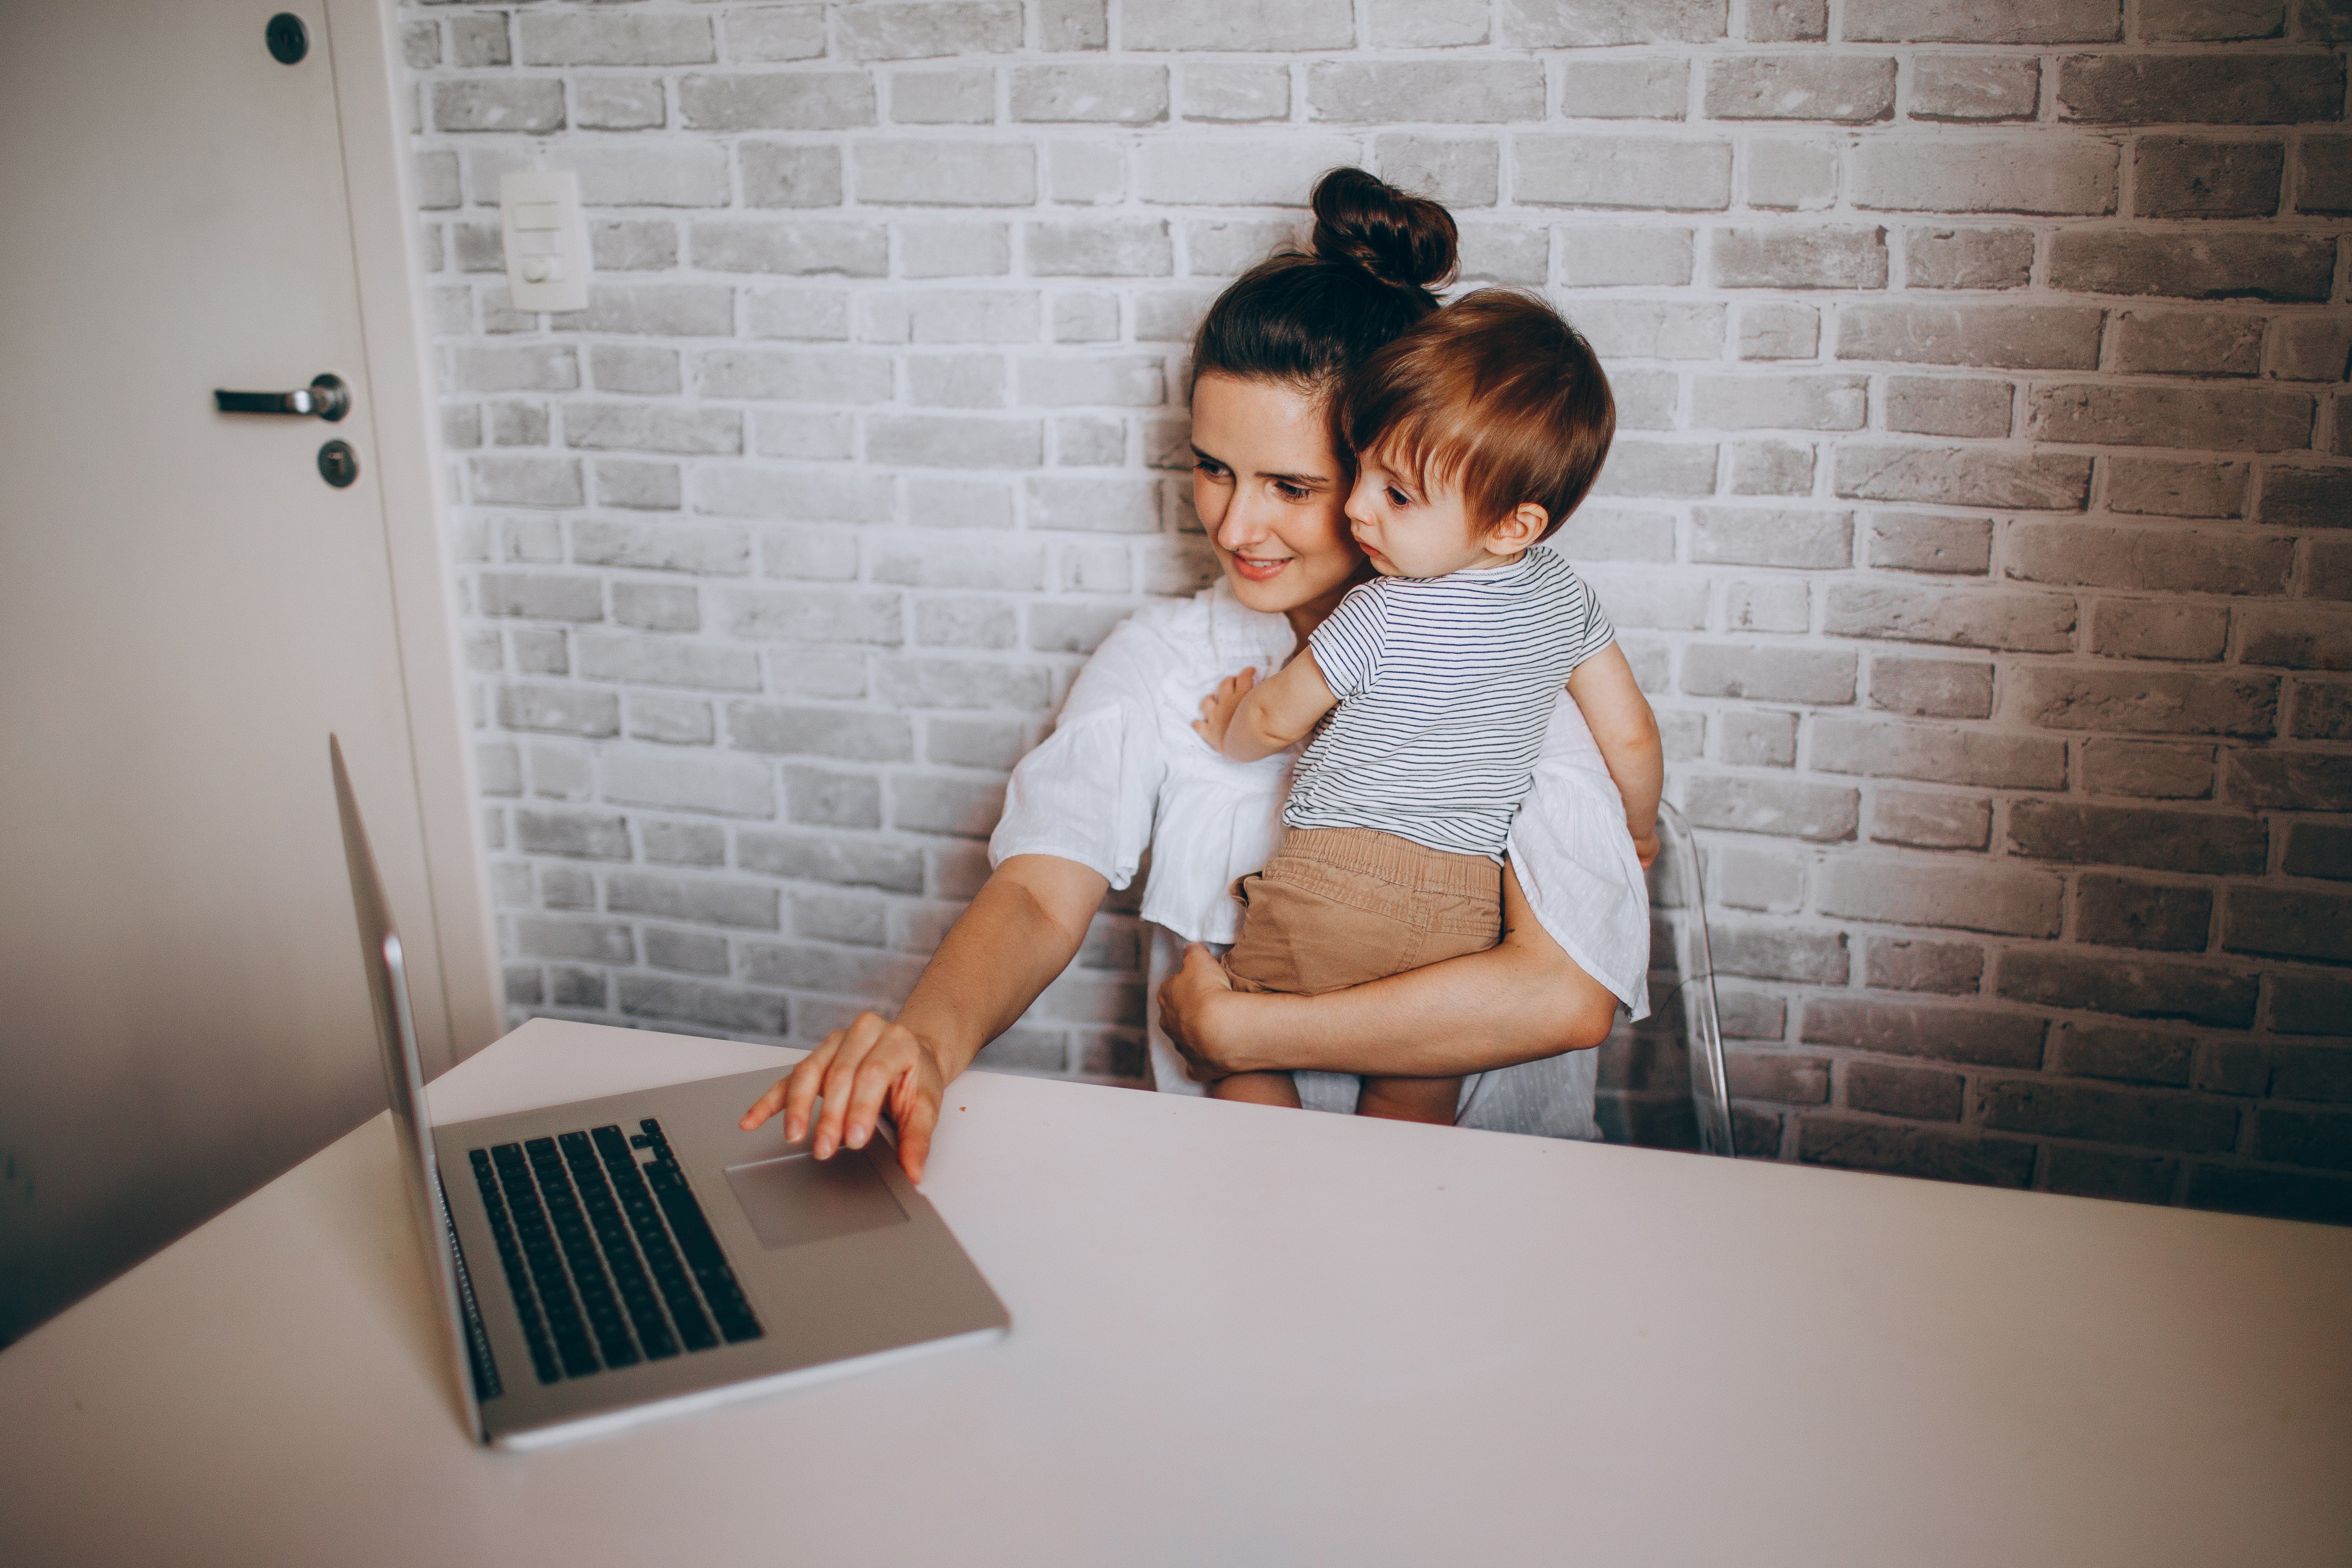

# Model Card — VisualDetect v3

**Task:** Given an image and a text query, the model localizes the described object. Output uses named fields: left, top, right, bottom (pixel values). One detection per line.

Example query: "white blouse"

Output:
left=988, top=577, right=1651, bottom=1140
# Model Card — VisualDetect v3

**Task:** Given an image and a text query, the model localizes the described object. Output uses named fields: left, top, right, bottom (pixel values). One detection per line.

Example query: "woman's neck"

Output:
left=1282, top=574, right=1362, bottom=646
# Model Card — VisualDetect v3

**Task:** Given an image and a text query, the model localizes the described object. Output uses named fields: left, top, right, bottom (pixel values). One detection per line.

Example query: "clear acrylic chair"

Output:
left=1652, top=800, right=1734, bottom=1157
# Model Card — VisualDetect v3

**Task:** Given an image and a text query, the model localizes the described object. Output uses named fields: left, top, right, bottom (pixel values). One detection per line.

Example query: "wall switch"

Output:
left=498, top=172, right=590, bottom=313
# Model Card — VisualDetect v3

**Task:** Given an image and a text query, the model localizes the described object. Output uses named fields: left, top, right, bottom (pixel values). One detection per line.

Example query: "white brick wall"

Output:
left=401, top=0, right=2352, bottom=1222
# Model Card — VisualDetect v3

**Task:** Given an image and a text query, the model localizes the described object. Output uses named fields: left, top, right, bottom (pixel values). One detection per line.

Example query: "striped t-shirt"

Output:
left=1289, top=546, right=1616, bottom=859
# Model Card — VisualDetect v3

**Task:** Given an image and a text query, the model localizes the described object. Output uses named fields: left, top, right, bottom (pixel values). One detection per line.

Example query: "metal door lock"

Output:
left=316, top=440, right=359, bottom=488
left=215, top=373, right=349, bottom=422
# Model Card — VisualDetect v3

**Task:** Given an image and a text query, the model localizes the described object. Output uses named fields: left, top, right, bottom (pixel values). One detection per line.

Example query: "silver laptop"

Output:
left=331, top=736, right=1009, bottom=1449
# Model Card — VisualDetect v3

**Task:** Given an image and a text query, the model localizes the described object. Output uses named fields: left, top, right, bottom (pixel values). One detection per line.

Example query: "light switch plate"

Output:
left=498, top=171, right=590, bottom=314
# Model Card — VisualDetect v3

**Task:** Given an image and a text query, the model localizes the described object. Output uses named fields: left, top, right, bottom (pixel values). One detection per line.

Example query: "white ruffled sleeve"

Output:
left=987, top=626, right=1165, bottom=891
left=1506, top=691, right=1652, bottom=1022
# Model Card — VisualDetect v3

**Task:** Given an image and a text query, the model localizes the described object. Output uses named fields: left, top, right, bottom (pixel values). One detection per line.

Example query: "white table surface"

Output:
left=3, top=1017, right=2347, bottom=1567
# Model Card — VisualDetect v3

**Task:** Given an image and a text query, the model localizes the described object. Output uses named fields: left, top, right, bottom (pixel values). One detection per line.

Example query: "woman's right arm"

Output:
left=737, top=853, right=1109, bottom=1181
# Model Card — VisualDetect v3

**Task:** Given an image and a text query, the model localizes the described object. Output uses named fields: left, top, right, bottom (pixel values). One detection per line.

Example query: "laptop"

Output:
left=331, top=736, right=1009, bottom=1449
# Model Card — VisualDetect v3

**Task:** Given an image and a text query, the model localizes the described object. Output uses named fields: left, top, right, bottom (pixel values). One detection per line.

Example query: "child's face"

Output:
left=1344, top=447, right=1506, bottom=580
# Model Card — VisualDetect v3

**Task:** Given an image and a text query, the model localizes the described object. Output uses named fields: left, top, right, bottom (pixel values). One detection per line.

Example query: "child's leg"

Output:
left=1209, top=1070, right=1303, bottom=1108
left=1354, top=1074, right=1463, bottom=1125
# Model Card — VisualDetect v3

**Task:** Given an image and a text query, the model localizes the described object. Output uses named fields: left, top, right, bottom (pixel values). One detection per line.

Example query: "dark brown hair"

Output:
left=1339, top=289, right=1616, bottom=544
left=1191, top=167, right=1458, bottom=401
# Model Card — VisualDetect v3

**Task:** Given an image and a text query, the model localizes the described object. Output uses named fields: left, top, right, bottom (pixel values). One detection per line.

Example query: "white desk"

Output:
left=3, top=1018, right=2347, bottom=1566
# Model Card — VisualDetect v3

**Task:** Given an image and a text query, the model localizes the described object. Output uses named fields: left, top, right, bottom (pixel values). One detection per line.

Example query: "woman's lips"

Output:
left=1229, top=553, right=1291, bottom=582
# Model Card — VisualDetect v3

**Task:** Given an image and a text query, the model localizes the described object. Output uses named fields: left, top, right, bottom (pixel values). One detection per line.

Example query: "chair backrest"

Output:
left=1653, top=801, right=1734, bottom=1157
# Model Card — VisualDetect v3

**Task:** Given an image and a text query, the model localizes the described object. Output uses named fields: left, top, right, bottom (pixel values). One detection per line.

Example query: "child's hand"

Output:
left=1192, top=667, right=1258, bottom=754
left=1631, top=826, right=1660, bottom=870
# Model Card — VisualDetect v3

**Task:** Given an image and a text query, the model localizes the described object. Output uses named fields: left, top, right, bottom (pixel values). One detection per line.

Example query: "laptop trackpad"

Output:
left=723, top=1150, right=909, bottom=1251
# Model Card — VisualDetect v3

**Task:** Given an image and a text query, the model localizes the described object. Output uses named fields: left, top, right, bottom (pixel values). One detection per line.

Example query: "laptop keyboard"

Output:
left=465, top=1117, right=763, bottom=1386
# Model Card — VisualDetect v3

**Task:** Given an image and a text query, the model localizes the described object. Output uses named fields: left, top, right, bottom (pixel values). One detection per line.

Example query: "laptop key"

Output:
left=469, top=1147, right=559, bottom=1385
left=526, top=1138, right=641, bottom=1372
left=560, top=1131, right=679, bottom=1361
left=492, top=1143, right=600, bottom=1378
left=592, top=1124, right=717, bottom=1353
left=638, top=1119, right=764, bottom=1345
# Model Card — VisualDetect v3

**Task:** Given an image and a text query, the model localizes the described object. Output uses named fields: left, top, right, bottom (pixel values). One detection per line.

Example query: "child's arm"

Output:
left=1563, top=643, right=1663, bottom=869
left=1193, top=650, right=1340, bottom=763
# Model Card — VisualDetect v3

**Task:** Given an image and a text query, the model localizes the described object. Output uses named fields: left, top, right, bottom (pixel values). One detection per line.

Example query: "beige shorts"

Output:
left=1224, top=826, right=1503, bottom=997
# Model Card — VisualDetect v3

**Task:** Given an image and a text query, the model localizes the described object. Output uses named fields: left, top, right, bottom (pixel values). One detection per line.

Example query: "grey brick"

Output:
left=2028, top=384, right=2312, bottom=452
left=2006, top=523, right=2287, bottom=594
left=1683, top=774, right=1860, bottom=840
left=1904, top=227, right=2035, bottom=291
left=1737, top=303, right=1819, bottom=360
left=2274, top=1040, right=2352, bottom=1098
left=517, top=12, right=712, bottom=66
left=727, top=6, right=827, bottom=62
left=1552, top=505, right=1676, bottom=562
left=2057, top=53, right=2343, bottom=125
left=608, top=871, right=779, bottom=932
left=1886, top=377, right=2011, bottom=439
left=1833, top=445, right=2091, bottom=510
left=2274, top=971, right=2352, bottom=1034
left=1725, top=579, right=1810, bottom=633
left=2226, top=750, right=2352, bottom=810
left=784, top=764, right=880, bottom=828
left=1123, top=0, right=1355, bottom=49
left=1910, top=57, right=2040, bottom=122
left=2252, top=1107, right=2352, bottom=1173
left=2051, top=1021, right=2197, bottom=1086
left=2078, top=876, right=2213, bottom=952
left=891, top=775, right=1009, bottom=837
left=1819, top=857, right=2060, bottom=935
left=1870, top=789, right=1990, bottom=850
left=2114, top=311, right=2266, bottom=378
left=1377, top=137, right=1502, bottom=209
left=1749, top=0, right=1829, bottom=39
left=1456, top=222, right=1550, bottom=284
left=1692, top=376, right=1866, bottom=430
left=856, top=141, right=1036, bottom=207
left=434, top=80, right=564, bottom=135
left=2301, top=135, right=2352, bottom=213
left=564, top=404, right=740, bottom=457
left=1720, top=709, right=1798, bottom=765
left=517, top=917, right=635, bottom=965
left=695, top=468, right=893, bottom=523
left=1575, top=301, right=1726, bottom=359
left=1797, top=1117, right=2036, bottom=1188
left=1729, top=441, right=1814, bottom=496
left=1844, top=0, right=2120, bottom=42
left=2255, top=468, right=2352, bottom=528
left=561, top=285, right=738, bottom=338
left=1026, top=219, right=1173, bottom=276
left=1502, top=0, right=1729, bottom=45
left=1690, top=507, right=1853, bottom=566
left=619, top=975, right=786, bottom=1035
left=2144, top=0, right=2289, bottom=36
left=1982, top=1078, right=2239, bottom=1154
left=1557, top=59, right=1691, bottom=119
left=2081, top=740, right=2215, bottom=800
left=679, top=72, right=876, bottom=132
left=695, top=348, right=893, bottom=404
left=1725, top=1051, right=1830, bottom=1105
left=1371, top=0, right=1491, bottom=45
left=646, top=928, right=731, bottom=976
left=2047, top=232, right=2336, bottom=302
left=1715, top=923, right=1849, bottom=984
left=2105, top=459, right=2250, bottom=519
left=735, top=145, right=841, bottom=209
left=1868, top=656, right=1995, bottom=719
left=2090, top=600, right=2229, bottom=662
left=588, top=346, right=680, bottom=398
left=454, top=345, right=580, bottom=395
left=1136, top=137, right=1363, bottom=207
left=1853, top=138, right=2116, bottom=215
left=1836, top=303, right=2103, bottom=370
left=1041, top=0, right=1109, bottom=49
left=1184, top=64, right=1292, bottom=123
left=1309, top=61, right=1544, bottom=124
left=739, top=830, right=924, bottom=894
left=1847, top=1062, right=1964, bottom=1121
left=2012, top=667, right=2278, bottom=737
left=2008, top=800, right=2265, bottom=877
left=629, top=693, right=714, bottom=747
left=589, top=221, right=680, bottom=274
left=1826, top=583, right=2076, bottom=653
left=1683, top=643, right=1856, bottom=702
left=1866, top=937, right=1985, bottom=994
left=612, top=582, right=699, bottom=634
left=1705, top=56, right=1895, bottom=123
left=2225, top=888, right=2352, bottom=964
left=2271, top=317, right=2352, bottom=382
left=2135, top=139, right=2285, bottom=220
left=875, top=657, right=1052, bottom=711
left=1815, top=717, right=2066, bottom=788
left=837, top=0, right=1021, bottom=59
left=514, top=809, right=630, bottom=861
left=1745, top=139, right=1838, bottom=210
left=892, top=68, right=997, bottom=126
left=1802, top=997, right=2046, bottom=1068
left=740, top=942, right=928, bottom=999
left=1014, top=65, right=1168, bottom=125
left=479, top=570, right=601, bottom=623
left=603, top=750, right=772, bottom=818
left=1515, top=136, right=1733, bottom=211
left=718, top=587, right=902, bottom=647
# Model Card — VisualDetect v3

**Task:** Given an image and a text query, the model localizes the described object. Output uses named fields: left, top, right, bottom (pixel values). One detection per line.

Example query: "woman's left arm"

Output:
left=1157, top=862, right=1619, bottom=1082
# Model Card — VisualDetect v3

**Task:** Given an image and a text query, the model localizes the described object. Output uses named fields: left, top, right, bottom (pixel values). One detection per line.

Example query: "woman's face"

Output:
left=1188, top=373, right=1365, bottom=632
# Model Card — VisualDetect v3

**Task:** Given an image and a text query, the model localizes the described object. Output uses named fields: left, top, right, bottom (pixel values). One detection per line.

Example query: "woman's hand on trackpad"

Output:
left=738, top=1011, right=946, bottom=1183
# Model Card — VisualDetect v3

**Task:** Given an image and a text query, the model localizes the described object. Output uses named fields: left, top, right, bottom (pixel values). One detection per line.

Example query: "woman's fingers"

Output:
left=837, top=1045, right=902, bottom=1151
left=736, top=1075, right=790, bottom=1132
left=892, top=1073, right=941, bottom=1183
left=778, top=1034, right=844, bottom=1140
left=811, top=1014, right=891, bottom=1157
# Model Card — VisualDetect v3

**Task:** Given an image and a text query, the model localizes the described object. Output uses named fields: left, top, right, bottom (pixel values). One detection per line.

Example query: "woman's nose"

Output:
left=1215, top=494, right=1270, bottom=552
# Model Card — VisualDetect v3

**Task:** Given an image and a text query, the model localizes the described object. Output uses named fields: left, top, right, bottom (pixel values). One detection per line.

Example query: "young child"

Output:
left=1192, top=290, right=1663, bottom=1125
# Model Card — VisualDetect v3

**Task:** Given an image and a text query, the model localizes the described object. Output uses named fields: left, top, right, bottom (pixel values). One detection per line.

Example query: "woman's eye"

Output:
left=1274, top=480, right=1309, bottom=500
left=1193, top=458, right=1227, bottom=479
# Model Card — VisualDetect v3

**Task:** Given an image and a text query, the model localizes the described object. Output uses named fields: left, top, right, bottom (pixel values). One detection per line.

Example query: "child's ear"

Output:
left=1491, top=501, right=1550, bottom=550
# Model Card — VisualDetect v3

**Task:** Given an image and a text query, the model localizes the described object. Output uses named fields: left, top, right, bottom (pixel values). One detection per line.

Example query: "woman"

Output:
left=742, top=170, right=1653, bottom=1180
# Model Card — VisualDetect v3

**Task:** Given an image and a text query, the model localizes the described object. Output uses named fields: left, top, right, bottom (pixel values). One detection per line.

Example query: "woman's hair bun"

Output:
left=1307, top=166, right=1459, bottom=294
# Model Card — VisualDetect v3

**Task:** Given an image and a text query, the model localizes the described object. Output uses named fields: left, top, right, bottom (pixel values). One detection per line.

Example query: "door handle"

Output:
left=215, top=374, right=349, bottom=422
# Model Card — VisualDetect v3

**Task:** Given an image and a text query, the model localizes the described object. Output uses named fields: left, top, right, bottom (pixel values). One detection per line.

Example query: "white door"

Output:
left=0, top=0, right=470, bottom=1342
